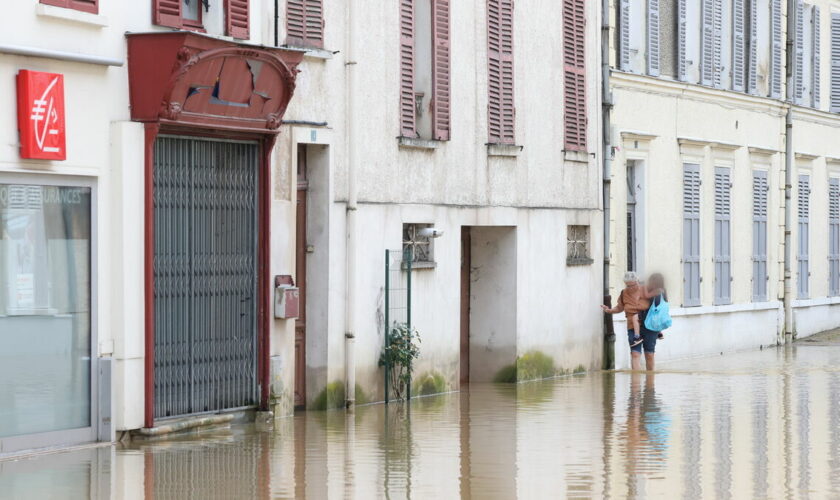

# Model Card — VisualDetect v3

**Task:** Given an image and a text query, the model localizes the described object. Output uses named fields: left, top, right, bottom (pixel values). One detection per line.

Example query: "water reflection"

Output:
left=3, top=344, right=840, bottom=499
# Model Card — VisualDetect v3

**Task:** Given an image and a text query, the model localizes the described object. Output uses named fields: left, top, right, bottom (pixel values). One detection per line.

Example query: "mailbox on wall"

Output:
left=274, top=275, right=299, bottom=319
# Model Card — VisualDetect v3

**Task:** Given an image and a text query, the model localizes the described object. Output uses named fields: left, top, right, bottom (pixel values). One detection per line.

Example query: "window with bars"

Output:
left=829, top=178, right=840, bottom=296
left=286, top=0, right=324, bottom=48
left=567, top=225, right=593, bottom=266
left=798, top=174, right=811, bottom=299
left=152, top=0, right=249, bottom=38
left=40, top=0, right=98, bottom=14
left=714, top=167, right=732, bottom=305
left=683, top=163, right=702, bottom=307
left=403, top=223, right=435, bottom=266
left=752, top=170, right=769, bottom=301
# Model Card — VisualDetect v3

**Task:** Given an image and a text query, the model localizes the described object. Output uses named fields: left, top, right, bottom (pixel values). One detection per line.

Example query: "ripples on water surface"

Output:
left=2, top=344, right=840, bottom=499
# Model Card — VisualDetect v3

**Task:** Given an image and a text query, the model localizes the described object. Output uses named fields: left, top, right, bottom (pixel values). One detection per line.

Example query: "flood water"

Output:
left=3, top=342, right=840, bottom=499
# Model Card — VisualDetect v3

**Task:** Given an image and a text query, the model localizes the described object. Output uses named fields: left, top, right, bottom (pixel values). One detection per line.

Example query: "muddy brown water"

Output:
left=2, top=344, right=840, bottom=499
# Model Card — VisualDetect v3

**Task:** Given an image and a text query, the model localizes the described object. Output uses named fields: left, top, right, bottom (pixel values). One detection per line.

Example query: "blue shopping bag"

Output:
left=644, top=294, right=672, bottom=332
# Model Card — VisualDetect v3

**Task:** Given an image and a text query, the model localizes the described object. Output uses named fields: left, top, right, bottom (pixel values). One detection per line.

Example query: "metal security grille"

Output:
left=153, top=136, right=260, bottom=419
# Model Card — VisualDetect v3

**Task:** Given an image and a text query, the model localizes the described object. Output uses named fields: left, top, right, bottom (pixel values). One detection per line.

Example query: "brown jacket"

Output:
left=616, top=284, right=652, bottom=316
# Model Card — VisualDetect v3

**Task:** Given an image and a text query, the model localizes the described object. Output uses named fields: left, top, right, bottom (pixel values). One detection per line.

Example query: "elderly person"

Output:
left=601, top=272, right=663, bottom=371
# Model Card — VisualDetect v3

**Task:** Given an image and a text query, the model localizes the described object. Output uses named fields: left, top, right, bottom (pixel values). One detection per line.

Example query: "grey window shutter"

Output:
left=747, top=0, right=758, bottom=94
left=702, top=0, right=715, bottom=86
left=770, top=0, right=782, bottom=98
left=648, top=0, right=661, bottom=76
left=714, top=167, right=732, bottom=305
left=713, top=0, right=723, bottom=88
left=619, top=0, right=631, bottom=71
left=683, top=163, right=702, bottom=307
left=798, top=174, right=811, bottom=299
left=813, top=6, right=821, bottom=109
left=733, top=0, right=746, bottom=91
left=678, top=0, right=688, bottom=81
left=794, top=0, right=805, bottom=104
left=832, top=13, right=840, bottom=112
left=752, top=170, right=769, bottom=301
left=830, top=177, right=840, bottom=296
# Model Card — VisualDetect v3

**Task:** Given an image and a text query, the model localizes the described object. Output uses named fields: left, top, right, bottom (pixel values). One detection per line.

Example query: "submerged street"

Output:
left=3, top=335, right=840, bottom=499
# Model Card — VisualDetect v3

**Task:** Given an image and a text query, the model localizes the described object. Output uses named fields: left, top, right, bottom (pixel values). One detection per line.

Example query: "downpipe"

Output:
left=783, top=0, right=795, bottom=344
left=344, top=0, right=358, bottom=408
left=601, top=0, right=615, bottom=368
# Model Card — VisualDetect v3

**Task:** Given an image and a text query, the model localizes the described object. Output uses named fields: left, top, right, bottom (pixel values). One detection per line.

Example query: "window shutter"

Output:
left=225, top=0, right=250, bottom=39
left=432, top=0, right=451, bottom=141
left=794, top=0, right=805, bottom=104
left=683, top=163, right=702, bottom=307
left=712, top=0, right=723, bottom=88
left=798, top=174, right=811, bottom=298
left=488, top=0, right=515, bottom=144
left=812, top=6, right=821, bottom=108
left=678, top=0, right=688, bottom=81
left=563, top=0, right=587, bottom=151
left=746, top=0, right=758, bottom=94
left=770, top=0, right=782, bottom=98
left=69, top=0, right=98, bottom=14
left=701, top=0, right=715, bottom=86
left=647, top=0, right=660, bottom=76
left=153, top=0, right=182, bottom=28
left=732, top=0, right=746, bottom=92
left=752, top=170, right=769, bottom=302
left=829, top=177, right=840, bottom=296
left=832, top=14, right=840, bottom=112
left=714, top=167, right=732, bottom=305
left=619, top=0, right=631, bottom=71
left=286, top=0, right=324, bottom=48
left=399, top=0, right=417, bottom=138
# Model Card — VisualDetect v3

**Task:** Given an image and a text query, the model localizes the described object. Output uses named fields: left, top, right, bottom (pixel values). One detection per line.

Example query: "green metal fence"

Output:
left=384, top=248, right=412, bottom=404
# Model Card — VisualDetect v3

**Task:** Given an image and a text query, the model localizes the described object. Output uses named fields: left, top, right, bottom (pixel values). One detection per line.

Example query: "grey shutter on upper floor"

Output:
left=733, top=0, right=746, bottom=91
left=794, top=0, right=805, bottom=104
left=648, top=0, right=661, bottom=76
left=714, top=167, right=732, bottom=305
left=713, top=0, right=723, bottom=88
left=747, top=0, right=758, bottom=94
left=619, top=0, right=631, bottom=71
left=832, top=13, right=840, bottom=112
left=829, top=177, right=840, bottom=296
left=678, top=0, right=688, bottom=81
left=770, top=0, right=782, bottom=98
left=702, top=0, right=716, bottom=86
left=813, top=6, right=821, bottom=108
left=798, top=174, right=811, bottom=299
left=752, top=170, right=769, bottom=302
left=684, top=164, right=702, bottom=307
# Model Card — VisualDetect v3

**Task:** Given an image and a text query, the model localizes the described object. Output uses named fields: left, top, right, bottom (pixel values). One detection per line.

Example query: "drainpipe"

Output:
left=783, top=0, right=795, bottom=344
left=344, top=0, right=358, bottom=408
left=601, top=0, right=616, bottom=368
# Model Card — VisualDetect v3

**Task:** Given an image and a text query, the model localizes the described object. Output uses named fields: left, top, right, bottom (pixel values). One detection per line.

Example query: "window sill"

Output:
left=398, top=137, right=440, bottom=150
left=280, top=45, right=334, bottom=60
left=487, top=144, right=523, bottom=157
left=401, top=261, right=437, bottom=270
left=566, top=257, right=594, bottom=267
left=563, top=150, right=592, bottom=163
left=37, top=4, right=108, bottom=27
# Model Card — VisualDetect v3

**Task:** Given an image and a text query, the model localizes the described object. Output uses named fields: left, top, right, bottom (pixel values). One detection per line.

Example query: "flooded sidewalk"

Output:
left=3, top=342, right=840, bottom=499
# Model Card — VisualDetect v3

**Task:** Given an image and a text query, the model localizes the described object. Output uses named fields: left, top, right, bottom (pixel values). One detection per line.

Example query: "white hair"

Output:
left=623, top=271, right=639, bottom=283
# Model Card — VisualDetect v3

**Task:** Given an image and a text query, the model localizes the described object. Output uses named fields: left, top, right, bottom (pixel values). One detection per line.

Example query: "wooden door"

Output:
left=460, top=227, right=471, bottom=384
left=294, top=146, right=308, bottom=409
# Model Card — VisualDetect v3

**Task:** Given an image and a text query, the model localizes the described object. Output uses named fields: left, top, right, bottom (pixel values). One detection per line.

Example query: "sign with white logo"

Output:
left=16, top=70, right=66, bottom=160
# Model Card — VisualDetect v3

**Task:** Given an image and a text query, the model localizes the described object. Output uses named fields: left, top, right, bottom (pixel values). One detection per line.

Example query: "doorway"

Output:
left=295, top=145, right=308, bottom=409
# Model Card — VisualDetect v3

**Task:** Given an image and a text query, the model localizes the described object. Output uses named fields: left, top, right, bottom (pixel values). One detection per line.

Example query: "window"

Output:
left=793, top=2, right=821, bottom=108
left=714, top=167, right=732, bottom=305
left=399, top=0, right=450, bottom=141
left=152, top=0, right=250, bottom=38
left=487, top=0, right=515, bottom=145
left=626, top=161, right=639, bottom=272
left=563, top=0, right=587, bottom=152
left=683, top=163, right=702, bottom=306
left=567, top=225, right=593, bottom=266
left=798, top=174, right=811, bottom=298
left=752, top=170, right=769, bottom=301
left=829, top=177, right=839, bottom=296
left=403, top=223, right=435, bottom=267
left=286, top=0, right=324, bottom=48
left=40, top=0, right=98, bottom=14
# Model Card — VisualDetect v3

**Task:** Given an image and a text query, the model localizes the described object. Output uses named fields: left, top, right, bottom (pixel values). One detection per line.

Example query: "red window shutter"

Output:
left=400, top=0, right=417, bottom=138
left=431, top=0, right=451, bottom=141
left=41, top=0, right=98, bottom=14
left=562, top=0, right=587, bottom=152
left=226, top=0, right=250, bottom=39
left=153, top=0, right=182, bottom=28
left=287, top=0, right=324, bottom=48
left=487, top=0, right=515, bottom=145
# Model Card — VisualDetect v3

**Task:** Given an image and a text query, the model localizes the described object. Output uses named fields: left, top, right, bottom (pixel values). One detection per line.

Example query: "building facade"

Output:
left=0, top=0, right=603, bottom=454
left=607, top=0, right=840, bottom=367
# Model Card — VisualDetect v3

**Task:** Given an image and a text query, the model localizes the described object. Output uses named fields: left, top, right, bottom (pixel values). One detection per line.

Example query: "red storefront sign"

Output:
left=16, top=70, right=66, bottom=161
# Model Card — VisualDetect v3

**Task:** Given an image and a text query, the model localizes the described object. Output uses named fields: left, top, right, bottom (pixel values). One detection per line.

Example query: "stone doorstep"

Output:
left=133, top=413, right=235, bottom=440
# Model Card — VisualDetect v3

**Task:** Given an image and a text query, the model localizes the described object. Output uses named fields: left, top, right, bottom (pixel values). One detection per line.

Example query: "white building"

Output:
left=606, top=0, right=840, bottom=367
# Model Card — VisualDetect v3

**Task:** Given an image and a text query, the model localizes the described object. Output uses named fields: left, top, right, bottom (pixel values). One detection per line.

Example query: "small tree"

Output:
left=379, top=322, right=420, bottom=400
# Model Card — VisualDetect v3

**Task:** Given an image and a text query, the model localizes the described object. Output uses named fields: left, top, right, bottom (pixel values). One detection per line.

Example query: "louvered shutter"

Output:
left=563, top=0, right=587, bottom=151
left=770, top=0, right=782, bottom=98
left=432, top=0, right=451, bottom=141
left=746, top=0, right=758, bottom=94
left=488, top=0, right=515, bottom=144
left=712, top=0, right=723, bottom=88
left=798, top=175, right=811, bottom=298
left=647, top=0, right=660, bottom=76
left=812, top=6, right=821, bottom=108
left=832, top=14, right=840, bottom=112
left=733, top=0, right=746, bottom=91
left=678, top=0, right=688, bottom=81
left=153, top=0, right=182, bottom=28
left=701, top=0, right=715, bottom=86
left=794, top=0, right=805, bottom=104
left=683, top=164, right=702, bottom=307
left=399, top=0, right=417, bottom=138
left=41, top=0, right=98, bottom=14
left=829, top=177, right=840, bottom=296
left=225, top=0, right=250, bottom=39
left=619, top=0, right=631, bottom=71
left=286, top=0, right=324, bottom=48
left=752, top=170, right=769, bottom=302
left=714, top=167, right=732, bottom=305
